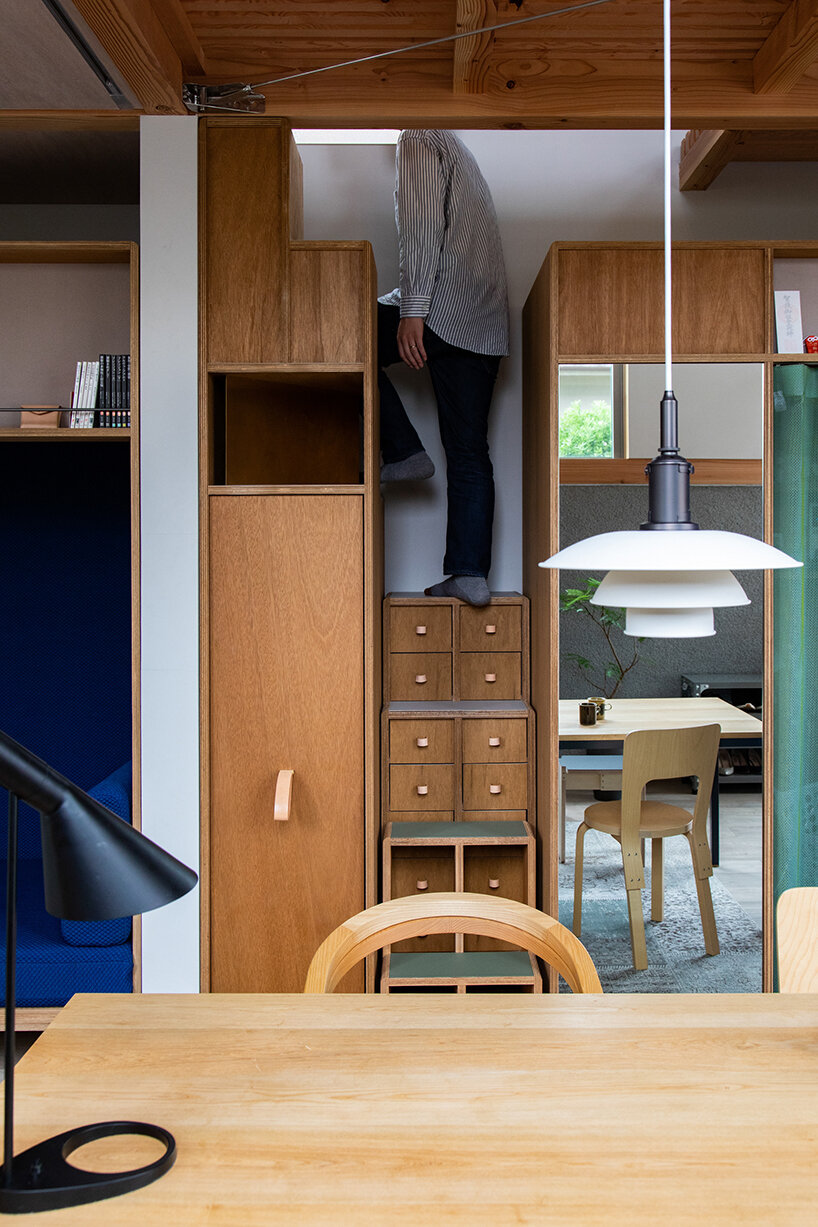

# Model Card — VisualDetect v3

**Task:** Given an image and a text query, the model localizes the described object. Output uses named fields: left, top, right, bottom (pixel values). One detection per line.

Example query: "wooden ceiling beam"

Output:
left=753, top=0, right=818, bottom=94
left=253, top=63, right=818, bottom=128
left=453, top=0, right=497, bottom=95
left=71, top=0, right=194, bottom=113
left=150, top=0, right=208, bottom=76
left=678, top=129, right=740, bottom=191
left=0, top=112, right=140, bottom=132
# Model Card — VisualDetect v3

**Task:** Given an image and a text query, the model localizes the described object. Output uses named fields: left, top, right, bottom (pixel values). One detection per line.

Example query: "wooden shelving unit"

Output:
left=522, top=239, right=818, bottom=990
left=199, top=118, right=382, bottom=995
left=381, top=820, right=541, bottom=992
left=0, top=240, right=140, bottom=1028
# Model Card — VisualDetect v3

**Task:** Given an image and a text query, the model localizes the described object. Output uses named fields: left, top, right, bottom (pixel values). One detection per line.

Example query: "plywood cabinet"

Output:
left=201, top=119, right=381, bottom=993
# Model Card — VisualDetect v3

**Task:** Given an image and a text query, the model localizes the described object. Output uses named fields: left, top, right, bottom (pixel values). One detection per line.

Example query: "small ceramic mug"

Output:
left=578, top=701, right=597, bottom=726
left=588, top=696, right=612, bottom=720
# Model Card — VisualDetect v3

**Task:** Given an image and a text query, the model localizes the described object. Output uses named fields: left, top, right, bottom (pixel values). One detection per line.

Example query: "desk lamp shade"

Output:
left=0, top=728, right=198, bottom=1213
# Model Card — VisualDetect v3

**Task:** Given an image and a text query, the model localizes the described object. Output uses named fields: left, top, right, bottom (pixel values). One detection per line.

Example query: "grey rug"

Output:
left=558, top=824, right=762, bottom=993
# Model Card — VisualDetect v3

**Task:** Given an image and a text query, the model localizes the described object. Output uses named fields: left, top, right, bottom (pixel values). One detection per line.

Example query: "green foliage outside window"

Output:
left=559, top=399, right=613, bottom=458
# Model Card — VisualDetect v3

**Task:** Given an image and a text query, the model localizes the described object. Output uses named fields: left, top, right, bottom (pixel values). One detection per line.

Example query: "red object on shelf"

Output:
left=804, top=336, right=818, bottom=353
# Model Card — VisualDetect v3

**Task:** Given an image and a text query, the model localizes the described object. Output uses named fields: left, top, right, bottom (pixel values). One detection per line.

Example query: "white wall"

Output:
left=139, top=116, right=200, bottom=992
left=298, top=132, right=818, bottom=590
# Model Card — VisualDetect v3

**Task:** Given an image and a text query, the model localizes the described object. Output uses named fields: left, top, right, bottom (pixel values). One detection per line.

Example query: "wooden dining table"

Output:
left=559, top=696, right=763, bottom=863
left=8, top=991, right=818, bottom=1224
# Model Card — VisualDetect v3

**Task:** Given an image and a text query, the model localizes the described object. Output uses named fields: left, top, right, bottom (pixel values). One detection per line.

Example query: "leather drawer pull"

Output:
left=485, top=673, right=497, bottom=683
left=488, top=878, right=500, bottom=890
left=485, top=624, right=497, bottom=634
left=417, top=784, right=429, bottom=795
left=416, top=880, right=428, bottom=891
left=488, top=736, right=502, bottom=747
left=415, top=625, right=427, bottom=635
left=416, top=737, right=429, bottom=748
left=489, top=784, right=502, bottom=795
left=415, top=674, right=427, bottom=685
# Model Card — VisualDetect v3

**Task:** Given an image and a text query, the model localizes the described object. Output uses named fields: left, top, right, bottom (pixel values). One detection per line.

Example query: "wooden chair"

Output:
left=304, top=892, right=603, bottom=994
left=573, top=724, right=721, bottom=972
left=777, top=888, right=818, bottom=992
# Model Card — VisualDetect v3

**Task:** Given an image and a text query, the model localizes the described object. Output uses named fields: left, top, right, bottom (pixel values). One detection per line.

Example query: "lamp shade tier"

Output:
left=539, top=529, right=802, bottom=571
left=624, top=607, right=716, bottom=637
left=592, top=569, right=750, bottom=609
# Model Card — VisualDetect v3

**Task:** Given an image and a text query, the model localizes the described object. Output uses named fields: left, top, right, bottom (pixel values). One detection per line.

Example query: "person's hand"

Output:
left=397, top=317, right=427, bottom=370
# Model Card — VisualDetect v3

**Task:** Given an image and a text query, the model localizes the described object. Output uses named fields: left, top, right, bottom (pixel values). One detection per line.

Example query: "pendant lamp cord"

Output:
left=664, top=0, right=672, bottom=398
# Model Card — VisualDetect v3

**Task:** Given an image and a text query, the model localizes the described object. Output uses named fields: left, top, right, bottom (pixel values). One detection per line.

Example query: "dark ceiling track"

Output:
left=39, top=0, right=133, bottom=109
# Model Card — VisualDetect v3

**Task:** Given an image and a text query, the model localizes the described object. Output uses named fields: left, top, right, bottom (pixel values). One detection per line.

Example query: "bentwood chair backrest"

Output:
left=777, top=888, right=818, bottom=992
left=304, top=892, right=603, bottom=994
left=618, top=724, right=720, bottom=847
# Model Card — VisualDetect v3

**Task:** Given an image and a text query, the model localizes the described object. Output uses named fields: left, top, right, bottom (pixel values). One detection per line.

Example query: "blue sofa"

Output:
left=0, top=762, right=134, bottom=1008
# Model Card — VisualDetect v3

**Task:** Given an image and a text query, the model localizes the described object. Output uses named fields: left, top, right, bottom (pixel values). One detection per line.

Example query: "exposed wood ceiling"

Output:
left=2, top=1, right=818, bottom=197
left=2, top=0, right=818, bottom=129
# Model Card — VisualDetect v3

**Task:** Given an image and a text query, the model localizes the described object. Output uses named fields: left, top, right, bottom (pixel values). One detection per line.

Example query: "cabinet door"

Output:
left=209, top=495, right=365, bottom=992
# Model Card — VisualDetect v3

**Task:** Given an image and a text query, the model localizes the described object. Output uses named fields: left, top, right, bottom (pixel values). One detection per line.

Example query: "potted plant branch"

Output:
left=560, top=577, right=644, bottom=699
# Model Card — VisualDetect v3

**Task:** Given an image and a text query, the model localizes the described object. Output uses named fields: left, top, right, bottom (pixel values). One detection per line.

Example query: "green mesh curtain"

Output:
left=773, top=363, right=818, bottom=907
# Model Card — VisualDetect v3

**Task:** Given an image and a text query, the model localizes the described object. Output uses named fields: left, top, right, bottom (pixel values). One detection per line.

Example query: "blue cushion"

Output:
left=0, top=862, right=132, bottom=1008
left=60, top=763, right=133, bottom=947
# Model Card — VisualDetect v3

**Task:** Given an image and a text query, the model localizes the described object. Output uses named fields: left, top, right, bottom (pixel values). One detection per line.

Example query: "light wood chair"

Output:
left=304, top=892, right=603, bottom=994
left=573, top=724, right=721, bottom=971
left=777, top=887, right=818, bottom=992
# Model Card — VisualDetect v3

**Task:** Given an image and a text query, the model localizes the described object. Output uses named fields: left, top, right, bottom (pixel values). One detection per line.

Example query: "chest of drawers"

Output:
left=383, top=702, right=535, bottom=825
left=384, top=594, right=528, bottom=703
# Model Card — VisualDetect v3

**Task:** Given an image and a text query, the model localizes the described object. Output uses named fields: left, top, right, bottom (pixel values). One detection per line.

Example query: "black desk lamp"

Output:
left=0, top=729, right=198, bottom=1213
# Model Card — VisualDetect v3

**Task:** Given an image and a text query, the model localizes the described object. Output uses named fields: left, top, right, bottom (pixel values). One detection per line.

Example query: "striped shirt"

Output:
left=378, top=130, right=509, bottom=357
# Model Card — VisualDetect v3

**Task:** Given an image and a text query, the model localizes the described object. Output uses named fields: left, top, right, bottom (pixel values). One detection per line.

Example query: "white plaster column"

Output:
left=139, top=116, right=200, bottom=990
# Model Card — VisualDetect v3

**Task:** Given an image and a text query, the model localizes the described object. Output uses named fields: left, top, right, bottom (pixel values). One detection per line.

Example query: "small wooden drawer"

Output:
left=388, top=653, right=452, bottom=701
left=459, top=604, right=521, bottom=652
left=463, top=847, right=528, bottom=952
left=390, top=719, right=454, bottom=764
left=387, top=849, right=455, bottom=951
left=462, top=719, right=527, bottom=764
left=390, top=764, right=456, bottom=812
left=458, top=653, right=521, bottom=701
left=389, top=605, right=452, bottom=652
left=462, top=763, right=528, bottom=811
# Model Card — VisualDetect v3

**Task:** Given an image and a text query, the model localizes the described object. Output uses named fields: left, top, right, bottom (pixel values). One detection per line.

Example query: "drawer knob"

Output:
left=489, top=784, right=502, bottom=795
left=485, top=624, right=497, bottom=635
left=417, top=784, right=429, bottom=795
left=488, top=878, right=500, bottom=890
left=416, top=879, right=428, bottom=891
left=415, top=625, right=427, bottom=635
left=485, top=673, right=497, bottom=683
left=415, top=674, right=427, bottom=685
left=488, top=736, right=502, bottom=747
left=416, top=736, right=429, bottom=748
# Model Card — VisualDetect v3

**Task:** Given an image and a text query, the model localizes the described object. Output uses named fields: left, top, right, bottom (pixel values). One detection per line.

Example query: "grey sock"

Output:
left=424, top=576, right=491, bottom=607
left=380, top=450, right=435, bottom=483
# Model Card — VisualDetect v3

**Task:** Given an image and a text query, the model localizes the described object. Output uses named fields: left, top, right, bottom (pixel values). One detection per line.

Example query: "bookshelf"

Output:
left=0, top=240, right=139, bottom=1029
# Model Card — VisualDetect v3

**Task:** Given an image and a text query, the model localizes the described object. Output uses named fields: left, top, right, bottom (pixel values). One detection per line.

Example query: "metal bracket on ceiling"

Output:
left=182, top=84, right=266, bottom=114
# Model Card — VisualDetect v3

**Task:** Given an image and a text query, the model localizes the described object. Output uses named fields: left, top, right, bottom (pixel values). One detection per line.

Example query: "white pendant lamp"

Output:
left=539, top=0, right=802, bottom=637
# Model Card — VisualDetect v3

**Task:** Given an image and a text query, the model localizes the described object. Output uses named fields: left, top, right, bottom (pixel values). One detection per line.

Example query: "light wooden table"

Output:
left=559, top=696, right=763, bottom=863
left=9, top=992, right=818, bottom=1225
left=558, top=695, right=763, bottom=741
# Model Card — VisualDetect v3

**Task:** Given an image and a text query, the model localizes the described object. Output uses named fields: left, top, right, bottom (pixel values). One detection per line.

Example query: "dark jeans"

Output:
left=378, top=302, right=501, bottom=578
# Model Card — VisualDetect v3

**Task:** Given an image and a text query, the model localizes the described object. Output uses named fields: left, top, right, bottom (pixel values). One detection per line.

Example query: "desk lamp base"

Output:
left=0, top=1120, right=176, bottom=1213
